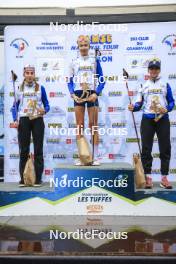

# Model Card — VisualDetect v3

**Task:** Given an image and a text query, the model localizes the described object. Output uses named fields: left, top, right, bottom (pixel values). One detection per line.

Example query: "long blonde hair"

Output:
left=20, top=78, right=39, bottom=92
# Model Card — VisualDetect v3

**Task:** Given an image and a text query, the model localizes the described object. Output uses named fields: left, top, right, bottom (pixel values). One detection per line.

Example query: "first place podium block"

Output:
left=53, top=163, right=135, bottom=215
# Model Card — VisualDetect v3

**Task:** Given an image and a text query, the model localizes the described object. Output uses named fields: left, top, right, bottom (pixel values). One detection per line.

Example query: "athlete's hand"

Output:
left=128, top=104, right=134, bottom=111
left=87, top=93, right=97, bottom=103
left=71, top=94, right=80, bottom=103
left=37, top=108, right=45, bottom=115
left=159, top=107, right=168, bottom=114
left=13, top=121, right=19, bottom=128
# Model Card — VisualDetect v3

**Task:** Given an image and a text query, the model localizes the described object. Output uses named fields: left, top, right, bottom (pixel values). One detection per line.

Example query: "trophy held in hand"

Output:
left=26, top=99, right=43, bottom=120
left=150, top=95, right=164, bottom=122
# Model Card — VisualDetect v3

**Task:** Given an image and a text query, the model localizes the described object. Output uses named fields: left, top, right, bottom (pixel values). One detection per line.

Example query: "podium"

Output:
left=0, top=163, right=176, bottom=216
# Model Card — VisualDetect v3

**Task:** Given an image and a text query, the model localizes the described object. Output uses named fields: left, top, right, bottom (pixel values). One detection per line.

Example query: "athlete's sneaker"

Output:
left=34, top=181, right=42, bottom=187
left=160, top=176, right=172, bottom=189
left=19, top=180, right=25, bottom=187
left=75, top=159, right=83, bottom=166
left=145, top=176, right=153, bottom=189
left=92, top=159, right=101, bottom=166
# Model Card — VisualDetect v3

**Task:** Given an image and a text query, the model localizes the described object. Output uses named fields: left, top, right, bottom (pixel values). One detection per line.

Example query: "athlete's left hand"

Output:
left=87, top=93, right=97, bottom=102
left=159, top=107, right=168, bottom=114
left=37, top=108, right=45, bottom=115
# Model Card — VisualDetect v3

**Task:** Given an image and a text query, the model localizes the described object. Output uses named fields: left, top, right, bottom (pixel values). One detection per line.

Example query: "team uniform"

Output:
left=11, top=81, right=50, bottom=185
left=68, top=51, right=105, bottom=166
left=133, top=76, right=175, bottom=187
left=68, top=55, right=105, bottom=103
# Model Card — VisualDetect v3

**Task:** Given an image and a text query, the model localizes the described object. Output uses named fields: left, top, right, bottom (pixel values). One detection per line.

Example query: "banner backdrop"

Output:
left=4, top=22, right=176, bottom=182
left=0, top=41, right=4, bottom=156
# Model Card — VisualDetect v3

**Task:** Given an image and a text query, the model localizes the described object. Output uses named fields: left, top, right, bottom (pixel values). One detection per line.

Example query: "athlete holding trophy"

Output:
left=11, top=65, right=50, bottom=187
left=68, top=35, right=105, bottom=166
left=128, top=58, right=175, bottom=189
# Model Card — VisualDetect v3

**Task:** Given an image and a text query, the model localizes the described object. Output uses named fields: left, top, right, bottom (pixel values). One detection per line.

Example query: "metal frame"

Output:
left=0, top=10, right=176, bottom=34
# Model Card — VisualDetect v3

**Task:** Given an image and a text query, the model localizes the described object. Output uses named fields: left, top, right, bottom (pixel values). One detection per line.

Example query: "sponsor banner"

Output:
left=0, top=41, right=4, bottom=155
left=4, top=22, right=176, bottom=183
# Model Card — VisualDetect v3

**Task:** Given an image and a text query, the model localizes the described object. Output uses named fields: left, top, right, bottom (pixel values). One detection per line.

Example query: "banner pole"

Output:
left=11, top=70, right=18, bottom=122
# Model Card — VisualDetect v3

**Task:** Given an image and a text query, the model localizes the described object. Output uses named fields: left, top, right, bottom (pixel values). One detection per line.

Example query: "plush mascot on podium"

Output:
left=68, top=35, right=105, bottom=166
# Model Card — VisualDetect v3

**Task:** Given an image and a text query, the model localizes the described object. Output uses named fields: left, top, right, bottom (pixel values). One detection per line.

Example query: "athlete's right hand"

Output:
left=128, top=104, right=134, bottom=111
left=13, top=121, right=19, bottom=128
left=71, top=94, right=80, bottom=103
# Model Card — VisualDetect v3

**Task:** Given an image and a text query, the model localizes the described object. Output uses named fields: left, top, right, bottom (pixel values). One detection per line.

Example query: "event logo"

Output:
left=112, top=122, right=126, bottom=128
left=9, top=154, right=19, bottom=159
left=9, top=168, right=18, bottom=176
left=126, top=34, right=155, bottom=53
left=168, top=73, right=176, bottom=79
left=151, top=169, right=160, bottom=174
left=98, top=122, right=105, bottom=128
left=110, top=138, right=120, bottom=144
left=128, top=90, right=137, bottom=96
left=49, top=92, right=66, bottom=97
left=171, top=137, right=176, bottom=143
left=36, top=42, right=64, bottom=51
left=10, top=122, right=18, bottom=128
left=90, top=34, right=112, bottom=44
left=42, top=62, right=48, bottom=71
left=10, top=137, right=18, bottom=144
left=67, top=107, right=74, bottom=112
left=10, top=38, right=29, bottom=58
left=142, top=58, right=152, bottom=68
left=46, top=138, right=60, bottom=144
left=52, top=62, right=60, bottom=71
left=170, top=168, right=176, bottom=174
left=128, top=57, right=154, bottom=69
left=153, top=153, right=160, bottom=158
left=108, top=91, right=122, bottom=97
left=109, top=153, right=126, bottom=159
left=46, top=75, right=63, bottom=83
left=128, top=75, right=138, bottom=81
left=73, top=153, right=79, bottom=159
left=162, top=34, right=176, bottom=55
left=44, top=169, right=53, bottom=176
left=104, top=75, right=118, bottom=82
left=49, top=106, right=66, bottom=116
left=71, top=34, right=119, bottom=61
left=126, top=138, right=139, bottom=143
left=53, top=154, right=66, bottom=159
left=68, top=123, right=77, bottom=128
left=131, top=59, right=139, bottom=68
left=48, top=123, right=62, bottom=128
left=170, top=121, right=176, bottom=127
left=66, top=138, right=73, bottom=144
left=87, top=205, right=104, bottom=214
left=108, top=107, right=125, bottom=112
